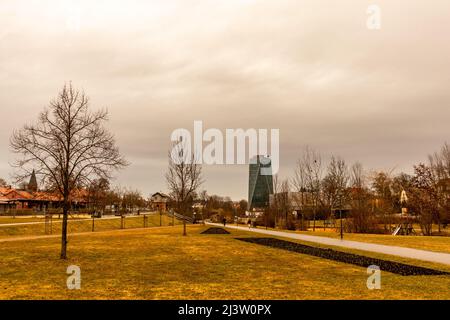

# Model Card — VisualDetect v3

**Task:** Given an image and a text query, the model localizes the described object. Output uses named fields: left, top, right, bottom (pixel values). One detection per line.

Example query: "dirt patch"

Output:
left=201, top=228, right=231, bottom=235
left=236, top=237, right=449, bottom=276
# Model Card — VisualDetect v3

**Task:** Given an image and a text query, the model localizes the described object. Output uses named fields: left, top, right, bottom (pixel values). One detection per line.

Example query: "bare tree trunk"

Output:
left=313, top=206, right=316, bottom=232
left=60, top=197, right=69, bottom=259
left=301, top=212, right=304, bottom=231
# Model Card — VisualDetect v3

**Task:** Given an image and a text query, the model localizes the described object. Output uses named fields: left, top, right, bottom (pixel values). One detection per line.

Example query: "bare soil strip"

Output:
left=201, top=227, right=231, bottom=234
left=236, top=237, right=450, bottom=276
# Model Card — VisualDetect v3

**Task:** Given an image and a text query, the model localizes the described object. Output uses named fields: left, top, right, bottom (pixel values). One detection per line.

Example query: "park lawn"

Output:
left=0, top=218, right=47, bottom=224
left=0, top=225, right=449, bottom=300
left=0, top=214, right=179, bottom=239
left=0, top=214, right=95, bottom=223
left=250, top=226, right=450, bottom=254
left=297, top=230, right=450, bottom=254
left=0, top=215, right=93, bottom=225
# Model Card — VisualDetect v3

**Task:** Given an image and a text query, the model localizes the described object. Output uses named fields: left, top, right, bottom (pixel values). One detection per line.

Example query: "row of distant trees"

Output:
left=164, top=139, right=248, bottom=219
left=269, top=144, right=450, bottom=236
left=197, top=191, right=247, bottom=219
left=0, top=175, right=152, bottom=215
left=84, top=178, right=146, bottom=214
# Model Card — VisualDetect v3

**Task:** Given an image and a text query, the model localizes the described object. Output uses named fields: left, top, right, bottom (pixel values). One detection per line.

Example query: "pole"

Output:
left=183, top=220, right=187, bottom=236
left=301, top=212, right=304, bottom=231
left=160, top=210, right=162, bottom=227
left=92, top=216, right=95, bottom=232
left=340, top=209, right=343, bottom=240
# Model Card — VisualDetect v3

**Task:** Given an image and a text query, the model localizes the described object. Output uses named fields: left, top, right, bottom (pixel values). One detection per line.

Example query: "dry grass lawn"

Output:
left=0, top=225, right=449, bottom=300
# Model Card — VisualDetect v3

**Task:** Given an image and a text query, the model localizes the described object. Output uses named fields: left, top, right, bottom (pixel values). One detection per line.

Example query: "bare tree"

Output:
left=279, top=179, right=292, bottom=229
left=429, top=142, right=450, bottom=180
left=371, top=170, right=396, bottom=232
left=349, top=163, right=374, bottom=233
left=292, top=157, right=307, bottom=222
left=409, top=164, right=440, bottom=236
left=429, top=142, right=450, bottom=231
left=166, top=139, right=203, bottom=216
left=122, top=189, right=145, bottom=213
left=322, top=156, right=349, bottom=237
left=266, top=175, right=292, bottom=229
left=0, top=178, right=7, bottom=187
left=86, top=178, right=110, bottom=214
left=10, top=84, right=128, bottom=259
left=296, top=146, right=323, bottom=231
left=323, top=157, right=349, bottom=215
left=271, top=174, right=281, bottom=226
left=350, top=163, right=365, bottom=191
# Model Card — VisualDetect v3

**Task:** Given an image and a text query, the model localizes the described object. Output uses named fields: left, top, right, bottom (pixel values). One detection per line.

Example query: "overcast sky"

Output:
left=1, top=0, right=449, bottom=200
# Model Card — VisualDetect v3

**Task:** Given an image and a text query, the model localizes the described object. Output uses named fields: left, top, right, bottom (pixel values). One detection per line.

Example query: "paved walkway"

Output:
left=208, top=223, right=450, bottom=266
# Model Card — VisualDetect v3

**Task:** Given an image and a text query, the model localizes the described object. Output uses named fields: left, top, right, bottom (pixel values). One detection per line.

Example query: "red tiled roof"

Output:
left=0, top=188, right=89, bottom=203
left=0, top=187, right=13, bottom=196
left=3, top=190, right=34, bottom=201
left=33, top=192, right=61, bottom=202
left=0, top=196, right=11, bottom=204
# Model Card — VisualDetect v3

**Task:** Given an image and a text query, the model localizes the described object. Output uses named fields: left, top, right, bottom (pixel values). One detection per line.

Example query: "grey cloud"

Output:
left=0, top=0, right=449, bottom=199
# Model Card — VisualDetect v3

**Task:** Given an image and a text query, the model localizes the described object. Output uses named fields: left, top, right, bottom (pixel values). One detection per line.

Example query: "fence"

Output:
left=0, top=212, right=183, bottom=238
left=168, top=211, right=195, bottom=223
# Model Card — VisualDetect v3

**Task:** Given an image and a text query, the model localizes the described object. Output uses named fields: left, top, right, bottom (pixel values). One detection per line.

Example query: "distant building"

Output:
left=0, top=186, right=88, bottom=213
left=150, top=192, right=171, bottom=212
left=248, top=155, right=274, bottom=210
left=27, top=170, right=38, bottom=192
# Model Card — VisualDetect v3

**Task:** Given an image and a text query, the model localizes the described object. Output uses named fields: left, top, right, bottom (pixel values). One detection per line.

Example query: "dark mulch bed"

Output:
left=201, top=228, right=231, bottom=235
left=236, top=238, right=449, bottom=276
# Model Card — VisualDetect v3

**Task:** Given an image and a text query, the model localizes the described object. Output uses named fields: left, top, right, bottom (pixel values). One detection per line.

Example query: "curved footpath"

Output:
left=207, top=223, right=450, bottom=266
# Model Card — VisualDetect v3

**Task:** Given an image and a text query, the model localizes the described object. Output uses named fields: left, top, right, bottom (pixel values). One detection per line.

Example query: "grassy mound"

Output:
left=201, top=227, right=231, bottom=235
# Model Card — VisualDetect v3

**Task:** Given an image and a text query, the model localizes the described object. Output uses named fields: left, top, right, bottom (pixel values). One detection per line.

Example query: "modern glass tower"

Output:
left=248, top=155, right=274, bottom=210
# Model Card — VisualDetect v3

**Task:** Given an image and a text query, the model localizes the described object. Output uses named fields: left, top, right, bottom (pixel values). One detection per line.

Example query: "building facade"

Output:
left=248, top=155, right=274, bottom=210
left=150, top=192, right=171, bottom=212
